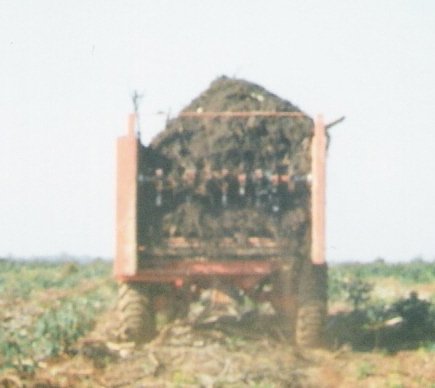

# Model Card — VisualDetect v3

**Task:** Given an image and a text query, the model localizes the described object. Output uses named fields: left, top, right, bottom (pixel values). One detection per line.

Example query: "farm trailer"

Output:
left=113, top=109, right=333, bottom=347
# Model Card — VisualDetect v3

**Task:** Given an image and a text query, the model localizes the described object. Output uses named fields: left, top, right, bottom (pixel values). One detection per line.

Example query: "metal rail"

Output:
left=179, top=111, right=308, bottom=118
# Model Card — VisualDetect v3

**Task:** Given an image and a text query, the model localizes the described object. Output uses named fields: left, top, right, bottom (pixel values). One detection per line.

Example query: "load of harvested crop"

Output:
left=138, top=76, right=314, bottom=261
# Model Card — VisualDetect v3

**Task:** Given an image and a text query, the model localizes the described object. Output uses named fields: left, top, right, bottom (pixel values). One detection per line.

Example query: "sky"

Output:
left=0, top=1, right=434, bottom=262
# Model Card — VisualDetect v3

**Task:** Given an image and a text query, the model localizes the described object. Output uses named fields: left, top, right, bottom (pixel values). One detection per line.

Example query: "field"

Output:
left=1, top=259, right=434, bottom=388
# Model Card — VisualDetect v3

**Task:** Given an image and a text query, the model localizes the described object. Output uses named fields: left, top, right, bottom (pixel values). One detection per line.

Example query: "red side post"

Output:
left=114, top=114, right=139, bottom=277
left=310, top=115, right=327, bottom=265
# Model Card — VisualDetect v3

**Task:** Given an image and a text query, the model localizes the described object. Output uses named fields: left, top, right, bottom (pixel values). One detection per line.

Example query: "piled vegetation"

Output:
left=138, top=77, right=313, bottom=265
left=152, top=76, right=312, bottom=173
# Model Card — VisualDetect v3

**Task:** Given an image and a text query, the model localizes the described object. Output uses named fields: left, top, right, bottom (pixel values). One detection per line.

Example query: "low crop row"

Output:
left=0, top=259, right=111, bottom=299
left=329, top=259, right=435, bottom=287
left=1, top=283, right=116, bottom=371
left=0, top=259, right=115, bottom=372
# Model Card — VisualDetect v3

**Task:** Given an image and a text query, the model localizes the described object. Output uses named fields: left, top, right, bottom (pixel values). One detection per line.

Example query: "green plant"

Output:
left=346, top=278, right=373, bottom=310
left=356, top=361, right=375, bottom=379
left=327, top=267, right=347, bottom=302
left=364, top=299, right=390, bottom=326
left=0, top=259, right=115, bottom=373
left=2, top=292, right=110, bottom=371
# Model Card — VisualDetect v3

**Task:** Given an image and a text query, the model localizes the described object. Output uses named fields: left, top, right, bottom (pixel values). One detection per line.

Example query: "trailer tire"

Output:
left=295, top=300, right=326, bottom=347
left=117, top=283, right=156, bottom=344
left=295, top=263, right=328, bottom=347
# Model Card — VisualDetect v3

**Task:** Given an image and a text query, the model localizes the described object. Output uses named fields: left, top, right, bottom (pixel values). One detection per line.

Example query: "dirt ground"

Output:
left=2, top=333, right=434, bottom=388
left=2, top=297, right=434, bottom=388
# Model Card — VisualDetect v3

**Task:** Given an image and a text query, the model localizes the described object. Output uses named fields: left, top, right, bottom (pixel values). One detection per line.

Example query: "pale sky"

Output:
left=1, top=1, right=434, bottom=261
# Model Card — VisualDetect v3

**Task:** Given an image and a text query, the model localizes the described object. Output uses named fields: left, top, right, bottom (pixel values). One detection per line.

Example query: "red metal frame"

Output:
left=311, top=115, right=326, bottom=265
left=114, top=113, right=139, bottom=277
left=179, top=111, right=307, bottom=118
left=116, top=260, right=280, bottom=290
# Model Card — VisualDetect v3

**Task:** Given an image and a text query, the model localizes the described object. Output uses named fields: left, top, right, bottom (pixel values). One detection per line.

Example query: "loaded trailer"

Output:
left=113, top=78, right=335, bottom=347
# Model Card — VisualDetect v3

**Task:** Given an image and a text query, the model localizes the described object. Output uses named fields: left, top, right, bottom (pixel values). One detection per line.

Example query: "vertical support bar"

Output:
left=114, top=113, right=139, bottom=277
left=311, top=115, right=326, bottom=264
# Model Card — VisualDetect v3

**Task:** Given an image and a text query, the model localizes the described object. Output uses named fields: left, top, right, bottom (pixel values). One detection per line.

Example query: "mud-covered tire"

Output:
left=295, top=263, right=328, bottom=347
left=117, top=283, right=156, bottom=343
left=268, top=267, right=298, bottom=338
left=295, top=301, right=327, bottom=347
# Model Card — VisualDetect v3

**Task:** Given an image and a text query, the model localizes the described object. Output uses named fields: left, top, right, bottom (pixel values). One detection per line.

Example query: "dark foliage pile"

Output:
left=151, top=76, right=313, bottom=174
left=140, top=76, right=315, bottom=261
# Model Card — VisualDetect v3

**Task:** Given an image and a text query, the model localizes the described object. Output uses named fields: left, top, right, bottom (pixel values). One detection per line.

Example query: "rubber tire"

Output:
left=117, top=282, right=156, bottom=343
left=295, top=300, right=327, bottom=347
left=268, top=268, right=298, bottom=339
left=295, top=263, right=328, bottom=347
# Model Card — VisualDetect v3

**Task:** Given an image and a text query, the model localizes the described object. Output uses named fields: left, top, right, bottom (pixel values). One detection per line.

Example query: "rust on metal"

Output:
left=115, top=260, right=281, bottom=289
